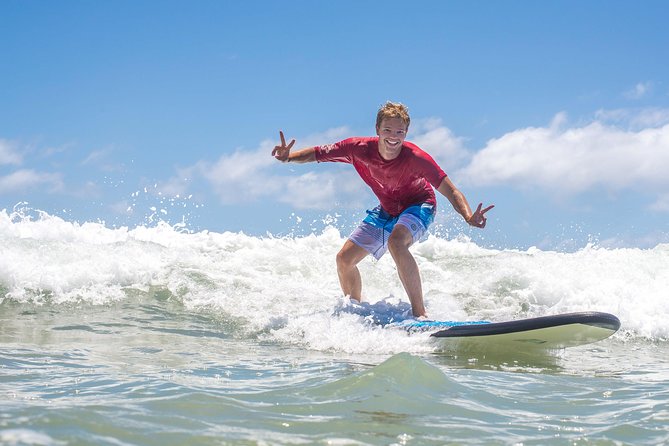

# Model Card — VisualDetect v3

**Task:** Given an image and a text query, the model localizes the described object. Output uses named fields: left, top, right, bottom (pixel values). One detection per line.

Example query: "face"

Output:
left=376, top=117, right=408, bottom=159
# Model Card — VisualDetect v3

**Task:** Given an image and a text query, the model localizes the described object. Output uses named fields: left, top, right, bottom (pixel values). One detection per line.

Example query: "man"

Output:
left=272, top=102, right=493, bottom=318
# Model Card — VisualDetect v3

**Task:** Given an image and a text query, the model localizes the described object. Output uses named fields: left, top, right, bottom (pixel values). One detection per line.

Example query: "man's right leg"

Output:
left=335, top=240, right=369, bottom=301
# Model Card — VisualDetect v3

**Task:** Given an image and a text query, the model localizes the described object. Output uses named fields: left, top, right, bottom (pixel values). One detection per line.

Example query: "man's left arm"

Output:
left=436, top=177, right=494, bottom=228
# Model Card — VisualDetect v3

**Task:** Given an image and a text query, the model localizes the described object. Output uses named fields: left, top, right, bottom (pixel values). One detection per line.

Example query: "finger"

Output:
left=272, top=145, right=286, bottom=157
left=475, top=203, right=483, bottom=213
left=471, top=215, right=486, bottom=228
left=481, top=205, right=495, bottom=215
left=287, top=139, right=295, bottom=150
left=280, top=131, right=286, bottom=147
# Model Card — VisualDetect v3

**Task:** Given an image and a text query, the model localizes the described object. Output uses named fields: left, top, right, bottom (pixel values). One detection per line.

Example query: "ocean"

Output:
left=1, top=208, right=668, bottom=445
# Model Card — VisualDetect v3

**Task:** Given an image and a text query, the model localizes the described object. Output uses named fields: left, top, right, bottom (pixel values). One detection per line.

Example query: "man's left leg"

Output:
left=387, top=225, right=426, bottom=318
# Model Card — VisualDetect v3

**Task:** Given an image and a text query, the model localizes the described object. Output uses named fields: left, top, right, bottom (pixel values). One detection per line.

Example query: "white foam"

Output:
left=1, top=209, right=668, bottom=351
left=0, top=429, right=63, bottom=446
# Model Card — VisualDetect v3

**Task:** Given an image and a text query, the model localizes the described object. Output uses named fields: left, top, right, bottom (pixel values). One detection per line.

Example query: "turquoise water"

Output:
left=2, top=210, right=669, bottom=445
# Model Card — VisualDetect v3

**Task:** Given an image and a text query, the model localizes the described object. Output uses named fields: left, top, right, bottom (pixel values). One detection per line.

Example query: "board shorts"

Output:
left=348, top=203, right=435, bottom=260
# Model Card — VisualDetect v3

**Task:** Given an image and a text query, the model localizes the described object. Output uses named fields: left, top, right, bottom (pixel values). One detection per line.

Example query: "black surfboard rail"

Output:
left=430, top=311, right=621, bottom=338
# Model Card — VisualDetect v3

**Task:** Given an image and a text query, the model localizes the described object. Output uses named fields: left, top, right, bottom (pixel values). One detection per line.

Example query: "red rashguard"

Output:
left=314, top=137, right=447, bottom=216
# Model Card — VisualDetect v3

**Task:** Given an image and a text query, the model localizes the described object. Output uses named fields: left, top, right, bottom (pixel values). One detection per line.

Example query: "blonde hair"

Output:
left=376, top=101, right=410, bottom=131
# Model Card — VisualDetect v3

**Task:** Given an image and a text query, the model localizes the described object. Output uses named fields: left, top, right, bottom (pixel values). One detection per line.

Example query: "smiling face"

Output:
left=376, top=117, right=408, bottom=160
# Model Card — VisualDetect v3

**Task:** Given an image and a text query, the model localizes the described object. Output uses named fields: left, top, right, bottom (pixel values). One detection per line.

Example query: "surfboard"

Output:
left=392, top=311, right=621, bottom=349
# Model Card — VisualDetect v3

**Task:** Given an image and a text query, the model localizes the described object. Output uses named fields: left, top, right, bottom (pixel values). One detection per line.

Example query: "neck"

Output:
left=378, top=141, right=402, bottom=161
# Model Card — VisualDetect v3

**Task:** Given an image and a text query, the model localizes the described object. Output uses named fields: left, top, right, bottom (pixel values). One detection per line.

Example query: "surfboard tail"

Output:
left=430, top=312, right=621, bottom=349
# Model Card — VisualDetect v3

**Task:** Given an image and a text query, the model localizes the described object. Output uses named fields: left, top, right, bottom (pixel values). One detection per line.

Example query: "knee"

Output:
left=337, top=241, right=368, bottom=271
left=387, top=230, right=411, bottom=255
left=336, top=245, right=363, bottom=270
left=336, top=248, right=352, bottom=270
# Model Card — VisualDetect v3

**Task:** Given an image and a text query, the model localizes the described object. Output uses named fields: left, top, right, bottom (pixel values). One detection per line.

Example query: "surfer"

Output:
left=272, top=101, right=493, bottom=318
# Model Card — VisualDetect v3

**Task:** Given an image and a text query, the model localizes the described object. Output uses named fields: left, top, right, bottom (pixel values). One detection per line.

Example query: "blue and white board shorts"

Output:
left=349, top=203, right=435, bottom=260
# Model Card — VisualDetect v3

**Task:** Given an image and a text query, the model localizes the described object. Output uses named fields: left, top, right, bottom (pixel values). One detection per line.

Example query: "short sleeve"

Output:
left=314, top=138, right=358, bottom=164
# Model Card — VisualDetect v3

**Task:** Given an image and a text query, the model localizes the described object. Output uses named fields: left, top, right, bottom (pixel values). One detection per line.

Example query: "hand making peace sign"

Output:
left=467, top=203, right=495, bottom=228
left=271, top=131, right=295, bottom=162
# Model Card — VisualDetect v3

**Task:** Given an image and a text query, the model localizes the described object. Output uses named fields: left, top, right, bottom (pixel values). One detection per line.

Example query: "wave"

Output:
left=1, top=208, right=668, bottom=346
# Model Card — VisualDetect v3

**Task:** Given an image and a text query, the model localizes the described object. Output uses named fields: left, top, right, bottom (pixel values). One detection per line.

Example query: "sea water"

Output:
left=1, top=208, right=668, bottom=445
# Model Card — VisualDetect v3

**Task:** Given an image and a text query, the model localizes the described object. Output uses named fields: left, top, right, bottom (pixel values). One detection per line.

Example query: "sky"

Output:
left=1, top=0, right=669, bottom=250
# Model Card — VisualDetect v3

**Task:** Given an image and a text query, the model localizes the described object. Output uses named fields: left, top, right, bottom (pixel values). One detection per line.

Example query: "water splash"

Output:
left=1, top=208, right=668, bottom=350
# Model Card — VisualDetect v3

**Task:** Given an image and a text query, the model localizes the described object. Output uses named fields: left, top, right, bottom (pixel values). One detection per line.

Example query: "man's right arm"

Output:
left=271, top=130, right=317, bottom=164
left=284, top=147, right=317, bottom=164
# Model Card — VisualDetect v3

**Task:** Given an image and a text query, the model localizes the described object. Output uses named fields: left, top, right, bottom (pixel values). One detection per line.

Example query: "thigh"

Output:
left=395, top=203, right=433, bottom=244
left=348, top=221, right=388, bottom=260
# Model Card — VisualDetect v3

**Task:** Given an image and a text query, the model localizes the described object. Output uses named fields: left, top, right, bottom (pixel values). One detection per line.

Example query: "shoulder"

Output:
left=342, top=136, right=377, bottom=147
left=315, top=136, right=375, bottom=163
left=402, top=140, right=445, bottom=174
left=402, top=140, right=436, bottom=163
left=329, top=136, right=376, bottom=154
left=402, top=140, right=427, bottom=155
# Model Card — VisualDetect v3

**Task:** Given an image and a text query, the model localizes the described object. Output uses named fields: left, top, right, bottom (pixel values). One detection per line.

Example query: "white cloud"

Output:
left=458, top=110, right=669, bottom=200
left=298, top=126, right=351, bottom=148
left=624, top=81, right=653, bottom=99
left=172, top=127, right=368, bottom=210
left=171, top=112, right=669, bottom=213
left=410, top=118, right=469, bottom=170
left=0, top=139, right=23, bottom=166
left=650, top=193, right=669, bottom=212
left=595, top=107, right=669, bottom=129
left=279, top=170, right=367, bottom=210
left=196, top=140, right=278, bottom=203
left=0, top=169, right=63, bottom=194
left=157, top=168, right=193, bottom=198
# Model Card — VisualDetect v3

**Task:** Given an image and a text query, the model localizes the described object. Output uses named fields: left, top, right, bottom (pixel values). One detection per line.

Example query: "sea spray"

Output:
left=2, top=208, right=668, bottom=348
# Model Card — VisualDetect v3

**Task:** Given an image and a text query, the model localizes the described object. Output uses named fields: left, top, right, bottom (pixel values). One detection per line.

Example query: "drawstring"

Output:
left=382, top=212, right=391, bottom=248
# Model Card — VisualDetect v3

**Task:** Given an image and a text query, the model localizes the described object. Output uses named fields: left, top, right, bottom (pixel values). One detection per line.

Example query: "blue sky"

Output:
left=2, top=0, right=668, bottom=250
